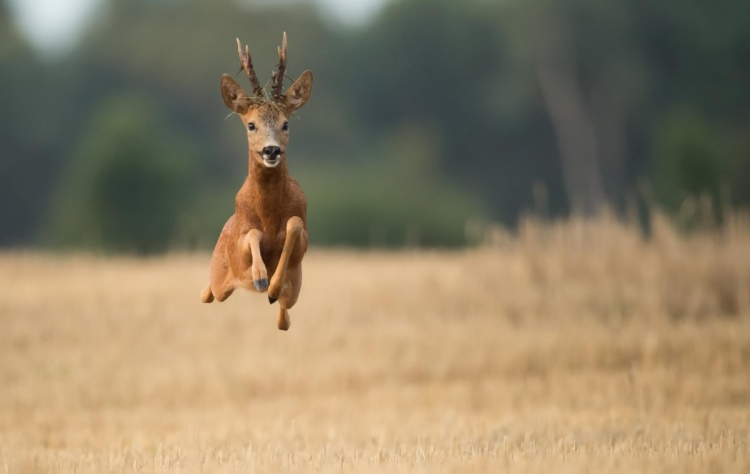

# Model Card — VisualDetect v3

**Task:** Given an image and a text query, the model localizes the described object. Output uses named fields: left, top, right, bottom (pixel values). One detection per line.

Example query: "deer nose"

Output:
left=262, top=146, right=281, bottom=159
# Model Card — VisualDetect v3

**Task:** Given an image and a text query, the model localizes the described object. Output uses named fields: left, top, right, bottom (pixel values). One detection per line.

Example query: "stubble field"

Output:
left=1, top=216, right=749, bottom=473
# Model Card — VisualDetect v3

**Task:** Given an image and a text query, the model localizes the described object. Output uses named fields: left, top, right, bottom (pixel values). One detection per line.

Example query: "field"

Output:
left=1, top=216, right=749, bottom=473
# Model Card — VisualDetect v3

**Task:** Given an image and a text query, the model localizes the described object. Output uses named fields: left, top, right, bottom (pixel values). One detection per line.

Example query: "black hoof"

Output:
left=268, top=295, right=278, bottom=304
left=253, top=278, right=268, bottom=291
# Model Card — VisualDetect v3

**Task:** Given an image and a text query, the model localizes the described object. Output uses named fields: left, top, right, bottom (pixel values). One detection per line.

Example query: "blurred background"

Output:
left=1, top=0, right=748, bottom=253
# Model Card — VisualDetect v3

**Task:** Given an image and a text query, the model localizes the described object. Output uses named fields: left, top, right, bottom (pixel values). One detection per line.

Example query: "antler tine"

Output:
left=236, top=37, right=264, bottom=97
left=271, top=32, right=288, bottom=102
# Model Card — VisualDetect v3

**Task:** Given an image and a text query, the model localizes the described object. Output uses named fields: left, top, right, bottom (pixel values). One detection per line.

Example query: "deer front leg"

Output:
left=242, top=229, right=268, bottom=291
left=268, top=216, right=305, bottom=305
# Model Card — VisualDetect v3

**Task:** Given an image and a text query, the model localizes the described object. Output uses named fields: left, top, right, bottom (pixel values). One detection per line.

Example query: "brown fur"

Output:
left=202, top=35, right=313, bottom=331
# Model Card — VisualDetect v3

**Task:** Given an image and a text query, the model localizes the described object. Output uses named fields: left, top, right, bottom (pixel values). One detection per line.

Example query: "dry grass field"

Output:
left=1, top=216, right=749, bottom=473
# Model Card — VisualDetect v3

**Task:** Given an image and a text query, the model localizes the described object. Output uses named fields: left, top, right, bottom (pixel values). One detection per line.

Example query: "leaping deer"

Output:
left=201, top=33, right=312, bottom=331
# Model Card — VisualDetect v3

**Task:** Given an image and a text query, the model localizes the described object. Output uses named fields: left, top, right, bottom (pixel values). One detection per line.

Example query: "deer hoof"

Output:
left=268, top=278, right=282, bottom=303
left=253, top=278, right=269, bottom=291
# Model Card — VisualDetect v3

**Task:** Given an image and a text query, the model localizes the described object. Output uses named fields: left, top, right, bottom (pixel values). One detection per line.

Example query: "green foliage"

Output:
left=0, top=0, right=49, bottom=246
left=2, top=0, right=750, bottom=251
left=301, top=163, right=480, bottom=248
left=48, top=96, right=197, bottom=254
left=297, top=120, right=482, bottom=247
left=653, top=110, right=723, bottom=213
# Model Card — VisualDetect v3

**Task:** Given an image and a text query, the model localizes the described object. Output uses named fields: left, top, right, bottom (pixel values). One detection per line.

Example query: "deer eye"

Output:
left=282, top=121, right=289, bottom=132
left=248, top=122, right=256, bottom=131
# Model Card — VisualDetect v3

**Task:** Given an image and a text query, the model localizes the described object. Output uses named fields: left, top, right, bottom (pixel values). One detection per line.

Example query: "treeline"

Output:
left=1, top=0, right=748, bottom=252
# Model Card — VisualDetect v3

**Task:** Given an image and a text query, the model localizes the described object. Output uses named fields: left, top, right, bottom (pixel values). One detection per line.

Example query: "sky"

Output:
left=8, top=0, right=388, bottom=57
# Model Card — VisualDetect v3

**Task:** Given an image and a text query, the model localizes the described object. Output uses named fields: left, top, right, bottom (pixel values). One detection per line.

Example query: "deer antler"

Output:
left=271, top=32, right=288, bottom=103
left=236, top=38, right=264, bottom=97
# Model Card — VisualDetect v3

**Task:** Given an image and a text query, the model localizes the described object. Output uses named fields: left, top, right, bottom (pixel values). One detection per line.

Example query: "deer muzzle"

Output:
left=261, top=146, right=283, bottom=167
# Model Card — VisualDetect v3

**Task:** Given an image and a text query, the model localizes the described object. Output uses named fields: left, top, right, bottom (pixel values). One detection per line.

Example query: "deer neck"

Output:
left=247, top=157, right=289, bottom=230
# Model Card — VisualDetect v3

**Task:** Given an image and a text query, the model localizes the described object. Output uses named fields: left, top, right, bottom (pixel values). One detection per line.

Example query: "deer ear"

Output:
left=220, top=74, right=250, bottom=114
left=284, top=70, right=313, bottom=114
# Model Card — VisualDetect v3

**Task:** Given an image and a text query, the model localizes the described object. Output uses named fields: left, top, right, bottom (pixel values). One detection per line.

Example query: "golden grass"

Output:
left=1, top=216, right=749, bottom=473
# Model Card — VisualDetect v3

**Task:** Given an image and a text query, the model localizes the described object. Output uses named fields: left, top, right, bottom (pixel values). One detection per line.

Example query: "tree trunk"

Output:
left=535, top=13, right=606, bottom=216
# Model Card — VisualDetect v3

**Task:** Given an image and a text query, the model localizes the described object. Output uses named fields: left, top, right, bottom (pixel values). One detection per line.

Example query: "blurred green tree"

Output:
left=302, top=121, right=482, bottom=247
left=2, top=0, right=750, bottom=250
left=48, top=95, right=197, bottom=253
left=0, top=0, right=49, bottom=246
left=653, top=110, right=723, bottom=215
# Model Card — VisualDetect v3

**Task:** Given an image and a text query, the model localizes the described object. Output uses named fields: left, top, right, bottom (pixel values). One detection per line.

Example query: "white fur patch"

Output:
left=263, top=158, right=281, bottom=168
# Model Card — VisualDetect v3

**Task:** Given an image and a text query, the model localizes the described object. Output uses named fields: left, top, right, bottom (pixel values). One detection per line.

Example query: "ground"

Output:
left=1, top=218, right=749, bottom=472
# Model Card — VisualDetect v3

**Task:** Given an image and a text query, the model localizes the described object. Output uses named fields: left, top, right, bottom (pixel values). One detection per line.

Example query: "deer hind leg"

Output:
left=200, top=284, right=215, bottom=303
left=203, top=237, right=237, bottom=303
left=268, top=216, right=306, bottom=304
left=209, top=259, right=236, bottom=302
left=276, top=266, right=302, bottom=331
left=201, top=264, right=235, bottom=303
left=201, top=217, right=237, bottom=303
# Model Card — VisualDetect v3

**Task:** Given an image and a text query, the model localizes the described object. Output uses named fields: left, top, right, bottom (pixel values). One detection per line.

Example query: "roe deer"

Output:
left=201, top=33, right=312, bottom=331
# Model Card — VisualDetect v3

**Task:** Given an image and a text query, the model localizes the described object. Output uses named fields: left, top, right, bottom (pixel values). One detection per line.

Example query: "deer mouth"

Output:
left=264, top=158, right=281, bottom=168
left=260, top=153, right=282, bottom=168
left=263, top=156, right=281, bottom=168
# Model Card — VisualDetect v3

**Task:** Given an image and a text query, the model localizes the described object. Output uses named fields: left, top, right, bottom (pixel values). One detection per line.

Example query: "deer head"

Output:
left=221, top=33, right=313, bottom=169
